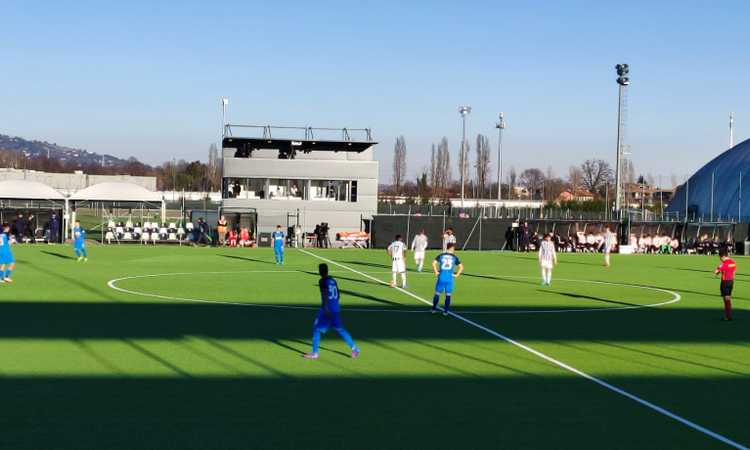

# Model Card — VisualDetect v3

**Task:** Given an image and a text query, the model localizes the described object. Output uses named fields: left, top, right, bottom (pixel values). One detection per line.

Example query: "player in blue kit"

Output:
left=0, top=224, right=16, bottom=283
left=431, top=243, right=464, bottom=316
left=72, top=221, right=88, bottom=262
left=304, top=263, right=360, bottom=360
left=272, top=225, right=285, bottom=265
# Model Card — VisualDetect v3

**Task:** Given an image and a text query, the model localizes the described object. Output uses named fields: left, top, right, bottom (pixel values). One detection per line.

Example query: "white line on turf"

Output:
left=106, top=271, right=679, bottom=314
left=298, top=248, right=747, bottom=450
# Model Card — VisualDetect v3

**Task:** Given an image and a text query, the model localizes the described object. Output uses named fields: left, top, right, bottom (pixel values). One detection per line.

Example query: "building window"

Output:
left=225, top=178, right=266, bottom=199
left=311, top=180, right=348, bottom=201
left=269, top=179, right=306, bottom=200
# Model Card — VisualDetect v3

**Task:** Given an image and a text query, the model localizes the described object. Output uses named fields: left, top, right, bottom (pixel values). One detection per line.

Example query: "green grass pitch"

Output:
left=0, top=244, right=748, bottom=450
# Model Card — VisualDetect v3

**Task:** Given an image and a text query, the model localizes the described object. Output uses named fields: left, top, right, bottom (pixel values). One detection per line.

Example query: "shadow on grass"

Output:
left=0, top=301, right=746, bottom=342
left=40, top=250, right=75, bottom=260
left=219, top=254, right=277, bottom=265
left=1, top=376, right=747, bottom=450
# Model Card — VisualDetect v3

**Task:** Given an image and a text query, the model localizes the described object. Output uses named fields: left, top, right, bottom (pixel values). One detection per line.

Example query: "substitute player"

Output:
left=411, top=230, right=428, bottom=272
left=538, top=233, right=557, bottom=286
left=272, top=225, right=285, bottom=265
left=72, top=221, right=88, bottom=262
left=0, top=223, right=16, bottom=283
left=431, top=243, right=463, bottom=316
left=603, top=226, right=616, bottom=267
left=304, top=263, right=360, bottom=360
left=388, top=235, right=407, bottom=288
left=715, top=249, right=736, bottom=321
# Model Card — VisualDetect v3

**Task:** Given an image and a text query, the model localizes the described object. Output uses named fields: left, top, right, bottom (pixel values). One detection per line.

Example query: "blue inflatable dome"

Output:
left=667, top=138, right=750, bottom=221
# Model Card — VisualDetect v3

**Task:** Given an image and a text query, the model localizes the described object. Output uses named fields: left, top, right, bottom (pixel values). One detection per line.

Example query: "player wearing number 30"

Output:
left=303, top=263, right=360, bottom=360
left=272, top=225, right=285, bottom=265
left=431, top=243, right=463, bottom=316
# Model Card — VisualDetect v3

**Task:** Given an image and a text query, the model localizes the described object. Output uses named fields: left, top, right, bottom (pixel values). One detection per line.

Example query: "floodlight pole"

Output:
left=459, top=106, right=472, bottom=206
left=614, top=64, right=630, bottom=218
left=496, top=113, right=506, bottom=201
left=729, top=112, right=735, bottom=148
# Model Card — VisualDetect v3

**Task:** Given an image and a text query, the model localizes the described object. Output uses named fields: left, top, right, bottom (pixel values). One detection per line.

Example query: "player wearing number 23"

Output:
left=432, top=243, right=464, bottom=316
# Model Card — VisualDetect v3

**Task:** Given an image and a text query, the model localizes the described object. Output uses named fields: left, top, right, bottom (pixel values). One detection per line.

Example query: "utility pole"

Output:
left=496, top=112, right=506, bottom=201
left=458, top=105, right=472, bottom=206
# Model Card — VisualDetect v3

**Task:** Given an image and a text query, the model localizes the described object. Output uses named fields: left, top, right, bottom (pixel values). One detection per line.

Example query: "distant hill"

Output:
left=0, top=133, right=135, bottom=168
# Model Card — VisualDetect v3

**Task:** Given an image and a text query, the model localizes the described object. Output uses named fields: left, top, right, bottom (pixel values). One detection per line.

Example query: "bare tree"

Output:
left=623, top=158, right=636, bottom=184
left=581, top=159, right=613, bottom=197
left=509, top=167, right=517, bottom=198
left=474, top=134, right=491, bottom=198
left=429, top=143, right=437, bottom=193
left=568, top=166, right=584, bottom=194
left=520, top=168, right=546, bottom=200
left=435, top=137, right=451, bottom=198
left=392, top=136, right=407, bottom=193
left=207, top=143, right=221, bottom=191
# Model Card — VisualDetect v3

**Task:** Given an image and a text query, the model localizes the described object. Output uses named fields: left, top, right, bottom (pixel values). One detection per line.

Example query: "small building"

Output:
left=557, top=189, right=595, bottom=203
left=221, top=125, right=378, bottom=238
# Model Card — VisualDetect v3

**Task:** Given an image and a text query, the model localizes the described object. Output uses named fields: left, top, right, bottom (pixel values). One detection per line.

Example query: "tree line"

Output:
left=388, top=135, right=619, bottom=203
left=0, top=144, right=222, bottom=192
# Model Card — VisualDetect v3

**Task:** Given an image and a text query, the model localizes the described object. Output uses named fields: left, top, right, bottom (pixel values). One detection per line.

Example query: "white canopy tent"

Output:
left=0, top=180, right=69, bottom=241
left=69, top=182, right=166, bottom=240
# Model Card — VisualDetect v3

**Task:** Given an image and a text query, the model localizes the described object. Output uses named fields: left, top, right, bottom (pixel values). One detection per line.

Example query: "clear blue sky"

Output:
left=1, top=0, right=748, bottom=186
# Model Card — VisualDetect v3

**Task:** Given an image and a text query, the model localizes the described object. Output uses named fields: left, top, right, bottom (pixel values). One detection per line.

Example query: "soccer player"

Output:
left=411, top=230, right=428, bottom=272
left=442, top=228, right=457, bottom=251
left=431, top=243, right=463, bottom=316
left=538, top=233, right=557, bottom=286
left=603, top=226, right=616, bottom=267
left=388, top=235, right=407, bottom=288
left=714, top=249, right=736, bottom=321
left=0, top=224, right=16, bottom=283
left=304, top=263, right=360, bottom=360
left=272, top=225, right=285, bottom=265
left=73, top=221, right=88, bottom=262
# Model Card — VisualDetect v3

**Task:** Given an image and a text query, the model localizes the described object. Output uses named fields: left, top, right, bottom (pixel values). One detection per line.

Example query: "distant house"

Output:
left=557, top=189, right=594, bottom=203
left=623, top=182, right=674, bottom=208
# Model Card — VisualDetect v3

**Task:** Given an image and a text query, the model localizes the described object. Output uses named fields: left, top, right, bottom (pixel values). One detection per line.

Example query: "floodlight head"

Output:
left=496, top=113, right=506, bottom=129
left=458, top=105, right=472, bottom=116
left=221, top=97, right=229, bottom=105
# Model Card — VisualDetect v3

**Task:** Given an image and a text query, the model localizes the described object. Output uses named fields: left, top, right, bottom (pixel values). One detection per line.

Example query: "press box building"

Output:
left=220, top=125, right=378, bottom=239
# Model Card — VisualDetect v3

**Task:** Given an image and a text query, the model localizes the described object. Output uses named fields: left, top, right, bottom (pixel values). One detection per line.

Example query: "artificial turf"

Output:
left=0, top=244, right=747, bottom=450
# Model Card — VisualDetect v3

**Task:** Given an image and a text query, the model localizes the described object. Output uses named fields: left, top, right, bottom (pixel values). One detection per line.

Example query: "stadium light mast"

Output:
left=614, top=64, right=630, bottom=216
left=730, top=112, right=735, bottom=148
left=458, top=105, right=472, bottom=206
left=496, top=112, right=506, bottom=201
left=221, top=97, right=229, bottom=139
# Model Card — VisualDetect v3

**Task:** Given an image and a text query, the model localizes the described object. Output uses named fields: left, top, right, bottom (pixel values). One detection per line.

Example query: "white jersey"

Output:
left=539, top=240, right=556, bottom=268
left=388, top=241, right=406, bottom=260
left=411, top=234, right=428, bottom=253
left=442, top=234, right=456, bottom=251
left=604, top=231, right=615, bottom=252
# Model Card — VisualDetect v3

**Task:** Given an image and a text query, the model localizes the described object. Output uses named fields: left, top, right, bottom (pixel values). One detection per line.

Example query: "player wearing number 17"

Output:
left=431, top=243, right=463, bottom=316
left=303, top=263, right=360, bottom=360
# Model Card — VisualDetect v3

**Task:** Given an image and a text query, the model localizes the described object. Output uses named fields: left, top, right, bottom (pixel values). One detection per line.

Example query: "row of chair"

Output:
left=104, top=221, right=193, bottom=244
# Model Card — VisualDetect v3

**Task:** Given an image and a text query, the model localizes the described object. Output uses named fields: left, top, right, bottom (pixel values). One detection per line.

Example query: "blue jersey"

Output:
left=73, top=227, right=86, bottom=247
left=272, top=231, right=285, bottom=248
left=319, top=276, right=341, bottom=313
left=0, top=233, right=13, bottom=263
left=435, top=253, right=461, bottom=283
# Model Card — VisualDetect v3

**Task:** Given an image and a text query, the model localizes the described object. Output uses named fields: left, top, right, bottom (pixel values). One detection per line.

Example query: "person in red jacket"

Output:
left=714, top=249, right=736, bottom=321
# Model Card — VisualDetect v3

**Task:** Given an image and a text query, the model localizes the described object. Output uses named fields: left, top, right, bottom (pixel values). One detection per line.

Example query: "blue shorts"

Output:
left=274, top=245, right=283, bottom=252
left=314, top=311, right=343, bottom=332
left=435, top=280, right=454, bottom=294
left=0, top=254, right=14, bottom=265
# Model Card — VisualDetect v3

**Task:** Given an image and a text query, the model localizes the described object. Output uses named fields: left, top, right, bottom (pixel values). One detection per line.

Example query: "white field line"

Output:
left=299, top=248, right=748, bottom=450
left=106, top=271, right=679, bottom=315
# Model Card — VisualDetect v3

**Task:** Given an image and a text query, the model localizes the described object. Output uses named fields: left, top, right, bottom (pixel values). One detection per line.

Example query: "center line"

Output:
left=299, top=248, right=747, bottom=450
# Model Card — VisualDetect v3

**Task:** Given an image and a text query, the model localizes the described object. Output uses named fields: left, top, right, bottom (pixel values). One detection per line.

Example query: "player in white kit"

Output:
left=388, top=235, right=408, bottom=288
left=603, top=226, right=616, bottom=267
left=411, top=230, right=428, bottom=272
left=538, top=233, right=557, bottom=286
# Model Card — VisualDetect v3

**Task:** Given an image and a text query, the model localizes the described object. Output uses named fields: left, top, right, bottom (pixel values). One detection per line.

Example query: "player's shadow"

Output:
left=462, top=273, right=539, bottom=286
left=298, top=270, right=373, bottom=285
left=538, top=290, right=642, bottom=308
left=219, top=254, right=277, bottom=265
left=40, top=250, right=76, bottom=260
left=339, top=260, right=391, bottom=270
left=339, top=289, right=408, bottom=308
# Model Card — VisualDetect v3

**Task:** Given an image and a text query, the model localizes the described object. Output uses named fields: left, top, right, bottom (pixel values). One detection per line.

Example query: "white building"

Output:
left=221, top=125, right=378, bottom=237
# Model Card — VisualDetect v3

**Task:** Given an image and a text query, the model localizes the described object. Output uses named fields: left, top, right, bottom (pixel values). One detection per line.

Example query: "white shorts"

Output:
left=413, top=251, right=425, bottom=261
left=392, top=259, right=406, bottom=273
left=604, top=247, right=611, bottom=254
left=540, top=261, right=554, bottom=270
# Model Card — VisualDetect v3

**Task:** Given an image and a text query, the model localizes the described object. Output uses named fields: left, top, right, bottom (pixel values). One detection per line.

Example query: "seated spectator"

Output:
left=240, top=228, right=251, bottom=247
left=228, top=228, right=238, bottom=248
